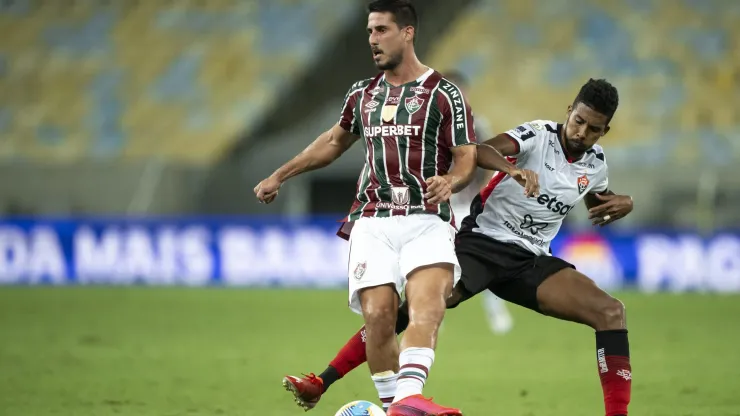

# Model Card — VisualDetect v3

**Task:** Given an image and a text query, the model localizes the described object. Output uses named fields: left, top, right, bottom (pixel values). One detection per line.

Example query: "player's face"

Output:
left=563, top=102, right=610, bottom=155
left=367, top=12, right=411, bottom=70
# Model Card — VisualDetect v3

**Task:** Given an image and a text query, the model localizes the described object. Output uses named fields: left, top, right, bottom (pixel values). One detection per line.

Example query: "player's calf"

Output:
left=394, top=263, right=453, bottom=403
left=536, top=268, right=631, bottom=416
left=359, top=284, right=401, bottom=410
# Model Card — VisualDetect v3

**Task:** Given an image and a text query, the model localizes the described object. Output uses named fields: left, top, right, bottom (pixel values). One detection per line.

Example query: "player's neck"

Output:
left=383, top=55, right=428, bottom=87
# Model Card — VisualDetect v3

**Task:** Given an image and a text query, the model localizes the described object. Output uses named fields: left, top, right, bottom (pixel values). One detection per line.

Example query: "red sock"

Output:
left=596, top=330, right=631, bottom=416
left=329, top=326, right=368, bottom=377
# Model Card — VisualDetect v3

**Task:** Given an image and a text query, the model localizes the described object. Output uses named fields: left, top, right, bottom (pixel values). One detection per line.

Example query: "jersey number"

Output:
left=520, top=130, right=536, bottom=141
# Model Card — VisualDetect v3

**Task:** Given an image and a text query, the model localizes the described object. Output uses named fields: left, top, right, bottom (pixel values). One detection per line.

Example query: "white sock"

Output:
left=483, top=292, right=513, bottom=334
left=483, top=292, right=510, bottom=316
left=393, top=347, right=435, bottom=402
left=371, top=371, right=398, bottom=411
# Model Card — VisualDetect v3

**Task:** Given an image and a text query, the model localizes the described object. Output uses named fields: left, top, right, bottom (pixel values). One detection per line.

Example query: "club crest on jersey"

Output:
left=353, top=262, right=367, bottom=280
left=577, top=175, right=589, bottom=194
left=405, top=96, right=424, bottom=115
left=391, top=186, right=410, bottom=205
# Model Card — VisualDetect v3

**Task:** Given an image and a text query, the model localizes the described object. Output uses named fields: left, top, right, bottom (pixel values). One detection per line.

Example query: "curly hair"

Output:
left=573, top=78, right=619, bottom=122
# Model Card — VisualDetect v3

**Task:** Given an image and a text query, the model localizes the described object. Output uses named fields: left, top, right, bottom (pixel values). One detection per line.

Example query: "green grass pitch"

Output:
left=1, top=288, right=739, bottom=415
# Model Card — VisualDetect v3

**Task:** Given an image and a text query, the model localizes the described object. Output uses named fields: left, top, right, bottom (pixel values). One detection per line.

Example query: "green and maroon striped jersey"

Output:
left=337, top=69, right=477, bottom=239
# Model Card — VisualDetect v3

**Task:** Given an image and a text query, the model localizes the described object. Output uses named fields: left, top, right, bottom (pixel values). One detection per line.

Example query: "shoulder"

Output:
left=508, top=119, right=557, bottom=139
left=345, top=75, right=382, bottom=97
left=586, top=144, right=607, bottom=164
left=526, top=120, right=558, bottom=134
left=435, top=76, right=466, bottom=101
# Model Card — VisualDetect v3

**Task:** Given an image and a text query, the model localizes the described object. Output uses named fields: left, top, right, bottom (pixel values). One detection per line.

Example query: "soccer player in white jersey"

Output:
left=445, top=70, right=513, bottom=335
left=283, top=78, right=634, bottom=416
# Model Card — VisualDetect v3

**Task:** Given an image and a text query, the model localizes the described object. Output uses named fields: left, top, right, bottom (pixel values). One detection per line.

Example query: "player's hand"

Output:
left=588, top=193, right=633, bottom=226
left=510, top=168, right=540, bottom=197
left=254, top=175, right=282, bottom=204
left=425, top=176, right=451, bottom=205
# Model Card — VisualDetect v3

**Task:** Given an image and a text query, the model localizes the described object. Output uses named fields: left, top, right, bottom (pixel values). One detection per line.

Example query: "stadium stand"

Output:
left=427, top=0, right=740, bottom=165
left=0, top=0, right=356, bottom=163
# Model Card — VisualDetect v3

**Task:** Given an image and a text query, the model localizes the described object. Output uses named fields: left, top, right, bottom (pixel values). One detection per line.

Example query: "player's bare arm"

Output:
left=478, top=134, right=540, bottom=197
left=585, top=189, right=634, bottom=226
left=425, top=144, right=477, bottom=205
left=254, top=123, right=358, bottom=203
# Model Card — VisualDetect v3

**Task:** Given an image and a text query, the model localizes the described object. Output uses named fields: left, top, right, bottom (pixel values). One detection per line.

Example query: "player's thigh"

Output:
left=446, top=250, right=495, bottom=309
left=398, top=215, right=460, bottom=292
left=535, top=267, right=625, bottom=329
left=488, top=255, right=573, bottom=313
left=347, top=219, right=402, bottom=315
left=405, top=262, right=455, bottom=315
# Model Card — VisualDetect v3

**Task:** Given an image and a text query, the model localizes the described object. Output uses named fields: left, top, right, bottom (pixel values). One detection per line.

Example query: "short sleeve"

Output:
left=438, top=80, right=477, bottom=147
left=503, top=120, right=545, bottom=157
left=591, top=153, right=609, bottom=193
left=338, top=81, right=365, bottom=136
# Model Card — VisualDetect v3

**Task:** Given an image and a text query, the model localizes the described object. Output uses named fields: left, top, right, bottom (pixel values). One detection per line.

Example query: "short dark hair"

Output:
left=573, top=78, right=619, bottom=122
left=367, top=0, right=418, bottom=41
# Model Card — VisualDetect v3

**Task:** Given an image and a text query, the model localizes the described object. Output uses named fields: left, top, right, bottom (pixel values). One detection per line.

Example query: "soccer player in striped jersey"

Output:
left=280, top=79, right=634, bottom=416
left=254, top=1, right=533, bottom=415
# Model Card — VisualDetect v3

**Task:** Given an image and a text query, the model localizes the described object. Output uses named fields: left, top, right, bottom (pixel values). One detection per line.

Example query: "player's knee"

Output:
left=362, top=305, right=397, bottom=341
left=593, top=297, right=626, bottom=331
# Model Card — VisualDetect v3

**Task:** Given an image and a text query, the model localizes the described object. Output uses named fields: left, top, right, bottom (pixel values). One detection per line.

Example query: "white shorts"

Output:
left=347, top=214, right=461, bottom=314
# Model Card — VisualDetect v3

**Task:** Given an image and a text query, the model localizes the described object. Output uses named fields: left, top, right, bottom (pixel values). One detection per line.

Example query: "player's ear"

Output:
left=603, top=125, right=610, bottom=136
left=405, top=26, right=414, bottom=42
left=566, top=104, right=573, bottom=117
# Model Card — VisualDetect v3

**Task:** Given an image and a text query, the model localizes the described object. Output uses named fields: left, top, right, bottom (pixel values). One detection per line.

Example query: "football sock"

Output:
left=371, top=371, right=398, bottom=411
left=324, top=328, right=367, bottom=391
left=596, top=329, right=631, bottom=416
left=394, top=347, right=434, bottom=402
left=321, top=308, right=411, bottom=391
left=317, top=366, right=340, bottom=392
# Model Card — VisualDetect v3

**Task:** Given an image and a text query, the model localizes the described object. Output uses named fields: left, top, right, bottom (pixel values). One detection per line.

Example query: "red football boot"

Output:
left=282, top=373, right=324, bottom=411
left=386, top=394, right=463, bottom=416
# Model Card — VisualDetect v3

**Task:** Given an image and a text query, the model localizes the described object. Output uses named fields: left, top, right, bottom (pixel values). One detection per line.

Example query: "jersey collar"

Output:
left=380, top=67, right=434, bottom=88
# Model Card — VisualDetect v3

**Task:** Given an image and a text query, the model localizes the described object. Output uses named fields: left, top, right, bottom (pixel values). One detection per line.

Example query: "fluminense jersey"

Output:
left=467, top=120, right=609, bottom=256
left=337, top=68, right=476, bottom=236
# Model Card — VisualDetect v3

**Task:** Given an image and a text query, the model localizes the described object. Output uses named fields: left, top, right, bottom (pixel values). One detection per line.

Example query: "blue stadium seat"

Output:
left=0, top=0, right=357, bottom=163
left=427, top=0, right=740, bottom=164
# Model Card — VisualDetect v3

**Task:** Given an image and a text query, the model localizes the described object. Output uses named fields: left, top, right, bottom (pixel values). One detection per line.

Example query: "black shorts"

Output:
left=450, top=230, right=574, bottom=313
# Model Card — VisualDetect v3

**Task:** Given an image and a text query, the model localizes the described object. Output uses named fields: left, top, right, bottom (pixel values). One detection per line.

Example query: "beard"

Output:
left=563, top=134, right=588, bottom=155
left=375, top=52, right=403, bottom=70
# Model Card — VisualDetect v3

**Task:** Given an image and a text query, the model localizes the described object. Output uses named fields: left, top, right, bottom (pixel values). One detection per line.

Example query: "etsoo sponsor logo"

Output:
left=535, top=193, right=576, bottom=215
left=364, top=125, right=421, bottom=137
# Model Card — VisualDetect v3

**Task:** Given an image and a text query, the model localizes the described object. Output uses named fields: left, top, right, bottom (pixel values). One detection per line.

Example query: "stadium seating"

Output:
left=0, top=0, right=356, bottom=163
left=428, top=0, right=740, bottom=164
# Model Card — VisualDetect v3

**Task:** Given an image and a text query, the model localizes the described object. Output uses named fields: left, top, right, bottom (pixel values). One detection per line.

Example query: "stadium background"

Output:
left=1, top=0, right=739, bottom=415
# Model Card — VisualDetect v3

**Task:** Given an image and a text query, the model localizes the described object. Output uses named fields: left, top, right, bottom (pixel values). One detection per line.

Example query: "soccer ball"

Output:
left=334, top=400, right=386, bottom=416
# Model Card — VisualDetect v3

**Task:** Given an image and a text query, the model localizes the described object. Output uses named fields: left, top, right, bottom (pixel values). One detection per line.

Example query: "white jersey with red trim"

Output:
left=471, top=120, right=609, bottom=255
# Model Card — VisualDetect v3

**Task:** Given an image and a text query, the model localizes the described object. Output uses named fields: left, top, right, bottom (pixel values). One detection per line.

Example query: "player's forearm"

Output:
left=477, top=142, right=517, bottom=175
left=444, top=151, right=476, bottom=194
left=584, top=189, right=615, bottom=209
left=271, top=131, right=349, bottom=182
